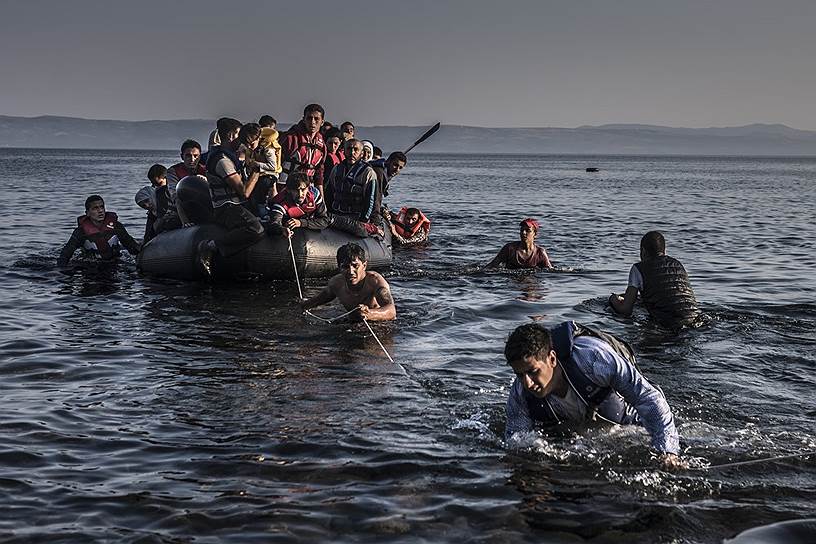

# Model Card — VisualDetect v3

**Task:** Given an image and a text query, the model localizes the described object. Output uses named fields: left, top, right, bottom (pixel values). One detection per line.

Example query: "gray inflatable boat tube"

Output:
left=137, top=175, right=392, bottom=281
left=137, top=223, right=392, bottom=281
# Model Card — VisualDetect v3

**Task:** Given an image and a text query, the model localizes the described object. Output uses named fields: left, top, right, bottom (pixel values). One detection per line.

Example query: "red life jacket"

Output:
left=168, top=162, right=206, bottom=179
left=393, top=207, right=430, bottom=239
left=280, top=123, right=326, bottom=184
left=270, top=186, right=319, bottom=219
left=77, top=212, right=120, bottom=255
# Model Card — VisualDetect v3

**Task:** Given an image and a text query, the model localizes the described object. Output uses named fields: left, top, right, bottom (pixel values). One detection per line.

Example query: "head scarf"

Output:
left=520, top=218, right=540, bottom=232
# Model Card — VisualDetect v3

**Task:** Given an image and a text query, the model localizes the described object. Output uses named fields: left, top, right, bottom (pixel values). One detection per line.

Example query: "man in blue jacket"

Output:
left=503, top=321, right=685, bottom=469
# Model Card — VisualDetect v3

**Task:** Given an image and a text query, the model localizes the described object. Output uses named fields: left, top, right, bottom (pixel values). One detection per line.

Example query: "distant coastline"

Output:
left=2, top=115, right=816, bottom=156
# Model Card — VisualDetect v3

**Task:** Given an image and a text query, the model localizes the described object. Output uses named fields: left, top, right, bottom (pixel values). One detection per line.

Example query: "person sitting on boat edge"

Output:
left=197, top=118, right=266, bottom=278
left=486, top=218, right=553, bottom=270
left=267, top=172, right=330, bottom=238
left=324, top=138, right=384, bottom=238
left=370, top=151, right=407, bottom=198
left=504, top=321, right=685, bottom=470
left=300, top=242, right=396, bottom=322
left=58, top=195, right=141, bottom=267
left=609, top=230, right=700, bottom=330
left=384, top=206, right=430, bottom=246
left=161, top=139, right=206, bottom=234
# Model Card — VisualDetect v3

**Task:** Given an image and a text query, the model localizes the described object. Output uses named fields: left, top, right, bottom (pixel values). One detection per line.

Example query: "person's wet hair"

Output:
left=337, top=242, right=367, bottom=267
left=216, top=117, right=242, bottom=140
left=180, top=139, right=201, bottom=153
left=285, top=172, right=310, bottom=190
left=641, top=230, right=666, bottom=258
left=147, top=164, right=166, bottom=182
left=258, top=115, right=276, bottom=128
left=303, top=103, right=325, bottom=118
left=85, top=195, right=104, bottom=211
left=239, top=123, right=262, bottom=145
left=504, top=323, right=553, bottom=364
left=387, top=151, right=407, bottom=165
left=406, top=207, right=421, bottom=217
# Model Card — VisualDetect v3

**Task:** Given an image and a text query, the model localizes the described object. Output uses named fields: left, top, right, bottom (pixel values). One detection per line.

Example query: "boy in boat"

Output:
left=267, top=172, right=330, bottom=237
left=503, top=321, right=685, bottom=470
left=300, top=242, right=396, bottom=322
left=136, top=164, right=171, bottom=243
left=486, top=218, right=553, bottom=270
left=609, top=230, right=700, bottom=329
left=58, top=195, right=141, bottom=267
left=383, top=207, right=430, bottom=246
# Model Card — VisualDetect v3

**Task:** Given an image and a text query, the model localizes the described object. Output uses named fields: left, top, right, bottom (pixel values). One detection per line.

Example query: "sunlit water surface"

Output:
left=1, top=150, right=814, bottom=543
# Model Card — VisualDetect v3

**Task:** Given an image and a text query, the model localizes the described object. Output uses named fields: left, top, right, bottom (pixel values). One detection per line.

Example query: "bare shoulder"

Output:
left=367, top=271, right=390, bottom=289
left=327, top=273, right=345, bottom=292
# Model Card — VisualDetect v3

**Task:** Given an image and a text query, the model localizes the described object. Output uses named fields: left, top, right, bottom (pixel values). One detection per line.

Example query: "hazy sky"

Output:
left=2, top=0, right=815, bottom=128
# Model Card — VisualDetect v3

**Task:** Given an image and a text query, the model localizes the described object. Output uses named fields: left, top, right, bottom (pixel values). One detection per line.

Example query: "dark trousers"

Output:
left=212, top=203, right=265, bottom=257
left=249, top=175, right=276, bottom=218
left=328, top=214, right=368, bottom=237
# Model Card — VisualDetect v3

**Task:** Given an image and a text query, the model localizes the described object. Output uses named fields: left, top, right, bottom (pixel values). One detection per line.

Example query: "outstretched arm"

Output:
left=486, top=244, right=509, bottom=269
left=301, top=285, right=336, bottom=308
left=609, top=286, right=638, bottom=316
left=57, top=227, right=84, bottom=267
left=114, top=222, right=141, bottom=255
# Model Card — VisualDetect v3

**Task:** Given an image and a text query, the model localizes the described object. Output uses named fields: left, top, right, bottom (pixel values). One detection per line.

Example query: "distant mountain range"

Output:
left=2, top=115, right=816, bottom=155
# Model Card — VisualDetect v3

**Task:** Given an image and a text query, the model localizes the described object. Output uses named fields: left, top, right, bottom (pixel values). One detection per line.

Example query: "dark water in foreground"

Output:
left=1, top=149, right=815, bottom=543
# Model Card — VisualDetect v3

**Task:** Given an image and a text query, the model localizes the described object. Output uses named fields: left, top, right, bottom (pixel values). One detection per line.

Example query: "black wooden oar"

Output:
left=403, top=122, right=441, bottom=154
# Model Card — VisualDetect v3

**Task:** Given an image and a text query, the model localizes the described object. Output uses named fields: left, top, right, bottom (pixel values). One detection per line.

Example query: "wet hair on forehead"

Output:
left=85, top=194, right=104, bottom=210
left=641, top=230, right=666, bottom=257
left=336, top=242, right=368, bottom=266
left=405, top=207, right=421, bottom=217
left=504, top=323, right=553, bottom=364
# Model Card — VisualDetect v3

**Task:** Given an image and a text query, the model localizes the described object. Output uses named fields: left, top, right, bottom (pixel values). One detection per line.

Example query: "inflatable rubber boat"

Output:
left=137, top=175, right=392, bottom=281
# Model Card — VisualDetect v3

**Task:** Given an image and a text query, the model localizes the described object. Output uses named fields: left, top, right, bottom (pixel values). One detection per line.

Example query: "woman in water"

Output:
left=486, top=218, right=553, bottom=270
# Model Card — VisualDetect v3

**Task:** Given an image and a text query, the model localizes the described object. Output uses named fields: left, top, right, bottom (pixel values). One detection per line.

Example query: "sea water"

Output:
left=0, top=149, right=814, bottom=542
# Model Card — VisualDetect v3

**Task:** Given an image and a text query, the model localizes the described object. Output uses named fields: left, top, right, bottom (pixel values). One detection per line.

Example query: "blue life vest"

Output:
left=524, top=321, right=640, bottom=426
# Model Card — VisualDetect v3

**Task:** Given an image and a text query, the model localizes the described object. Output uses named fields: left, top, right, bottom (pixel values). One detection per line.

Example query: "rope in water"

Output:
left=694, top=450, right=816, bottom=471
left=289, top=234, right=401, bottom=369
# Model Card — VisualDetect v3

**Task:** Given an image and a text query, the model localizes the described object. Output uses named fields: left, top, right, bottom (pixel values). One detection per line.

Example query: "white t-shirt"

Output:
left=628, top=264, right=644, bottom=291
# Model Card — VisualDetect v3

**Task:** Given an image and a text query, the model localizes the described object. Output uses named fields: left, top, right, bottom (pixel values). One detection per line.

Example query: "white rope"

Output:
left=696, top=450, right=816, bottom=471
left=288, top=235, right=304, bottom=300
left=303, top=307, right=358, bottom=323
left=362, top=318, right=408, bottom=375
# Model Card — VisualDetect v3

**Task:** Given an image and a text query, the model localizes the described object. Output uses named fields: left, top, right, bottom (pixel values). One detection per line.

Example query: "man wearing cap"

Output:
left=486, top=218, right=553, bottom=269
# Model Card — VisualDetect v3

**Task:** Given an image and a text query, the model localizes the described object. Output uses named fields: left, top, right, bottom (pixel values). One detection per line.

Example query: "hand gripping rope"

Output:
left=289, top=235, right=403, bottom=372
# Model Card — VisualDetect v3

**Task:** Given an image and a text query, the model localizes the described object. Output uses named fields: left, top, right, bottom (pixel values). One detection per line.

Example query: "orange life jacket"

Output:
left=393, top=207, right=430, bottom=239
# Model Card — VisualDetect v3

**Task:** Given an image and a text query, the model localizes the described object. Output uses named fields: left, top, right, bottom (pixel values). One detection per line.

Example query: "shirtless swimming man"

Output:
left=301, top=242, right=396, bottom=321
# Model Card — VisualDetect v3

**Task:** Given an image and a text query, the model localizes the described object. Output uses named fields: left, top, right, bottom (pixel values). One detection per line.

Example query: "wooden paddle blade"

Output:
left=404, top=122, right=441, bottom=154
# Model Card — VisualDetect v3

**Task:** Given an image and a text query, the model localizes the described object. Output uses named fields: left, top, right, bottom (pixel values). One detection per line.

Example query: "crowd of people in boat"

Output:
left=57, top=103, right=704, bottom=470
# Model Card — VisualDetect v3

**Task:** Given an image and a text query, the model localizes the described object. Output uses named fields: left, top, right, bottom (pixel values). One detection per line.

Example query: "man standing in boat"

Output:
left=197, top=118, right=265, bottom=277
left=324, top=139, right=383, bottom=238
left=503, top=321, right=685, bottom=469
left=301, top=242, right=396, bottom=322
left=279, top=104, right=327, bottom=191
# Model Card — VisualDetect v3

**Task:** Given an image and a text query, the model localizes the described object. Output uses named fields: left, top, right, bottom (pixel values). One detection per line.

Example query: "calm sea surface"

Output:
left=0, top=149, right=814, bottom=543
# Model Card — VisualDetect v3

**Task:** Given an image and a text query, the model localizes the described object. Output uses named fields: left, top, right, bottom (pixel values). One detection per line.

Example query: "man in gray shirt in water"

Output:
left=503, top=321, right=685, bottom=470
